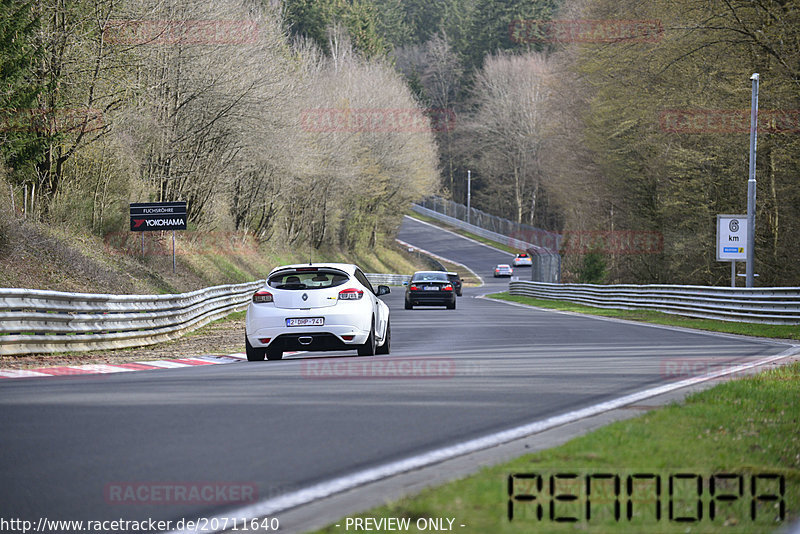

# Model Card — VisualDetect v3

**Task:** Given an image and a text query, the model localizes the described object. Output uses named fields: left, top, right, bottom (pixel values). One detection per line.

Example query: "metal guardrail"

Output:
left=0, top=281, right=265, bottom=356
left=365, top=273, right=411, bottom=286
left=415, top=196, right=560, bottom=249
left=509, top=281, right=800, bottom=325
left=0, top=273, right=410, bottom=356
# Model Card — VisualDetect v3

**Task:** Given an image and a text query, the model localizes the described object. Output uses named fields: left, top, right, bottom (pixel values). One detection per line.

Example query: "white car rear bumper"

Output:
left=246, top=304, right=372, bottom=348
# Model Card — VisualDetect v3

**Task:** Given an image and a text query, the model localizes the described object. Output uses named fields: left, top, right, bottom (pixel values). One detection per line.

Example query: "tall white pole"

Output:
left=466, top=170, right=471, bottom=225
left=746, top=73, right=759, bottom=287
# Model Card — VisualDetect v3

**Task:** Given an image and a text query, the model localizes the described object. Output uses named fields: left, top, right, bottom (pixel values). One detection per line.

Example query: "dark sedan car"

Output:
left=446, top=272, right=463, bottom=296
left=404, top=271, right=456, bottom=309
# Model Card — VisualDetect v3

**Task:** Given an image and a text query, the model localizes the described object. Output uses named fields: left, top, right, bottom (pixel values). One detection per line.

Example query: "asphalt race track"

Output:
left=0, top=215, right=793, bottom=533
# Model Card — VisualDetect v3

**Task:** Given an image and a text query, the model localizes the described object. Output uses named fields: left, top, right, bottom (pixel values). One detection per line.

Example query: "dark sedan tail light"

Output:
left=441, top=285, right=453, bottom=291
left=409, top=284, right=419, bottom=291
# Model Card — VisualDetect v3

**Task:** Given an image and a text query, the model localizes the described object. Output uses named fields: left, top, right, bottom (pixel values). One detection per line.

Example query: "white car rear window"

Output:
left=268, top=269, right=349, bottom=290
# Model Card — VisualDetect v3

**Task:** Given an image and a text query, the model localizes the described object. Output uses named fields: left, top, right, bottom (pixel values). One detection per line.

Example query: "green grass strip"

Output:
left=313, top=362, right=800, bottom=533
left=489, top=292, right=800, bottom=341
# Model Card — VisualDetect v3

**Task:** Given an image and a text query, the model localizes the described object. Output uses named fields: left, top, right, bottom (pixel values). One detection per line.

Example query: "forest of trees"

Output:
left=367, top=0, right=799, bottom=285
left=0, top=0, right=438, bottom=253
left=2, top=0, right=798, bottom=285
left=540, top=0, right=800, bottom=285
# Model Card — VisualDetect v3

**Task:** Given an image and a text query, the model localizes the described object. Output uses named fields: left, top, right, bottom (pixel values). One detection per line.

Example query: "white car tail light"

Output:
left=338, top=288, right=364, bottom=300
left=252, top=291, right=273, bottom=303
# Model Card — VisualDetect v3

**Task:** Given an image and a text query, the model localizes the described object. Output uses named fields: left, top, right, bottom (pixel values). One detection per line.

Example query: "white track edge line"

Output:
left=167, top=346, right=799, bottom=534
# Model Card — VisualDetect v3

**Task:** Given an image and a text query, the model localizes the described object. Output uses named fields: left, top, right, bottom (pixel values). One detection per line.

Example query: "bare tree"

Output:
left=468, top=52, right=550, bottom=224
left=13, top=0, right=441, bottom=256
left=394, top=32, right=462, bottom=197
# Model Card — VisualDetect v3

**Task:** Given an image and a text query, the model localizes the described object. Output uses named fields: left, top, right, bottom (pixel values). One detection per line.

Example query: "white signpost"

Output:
left=717, top=214, right=747, bottom=287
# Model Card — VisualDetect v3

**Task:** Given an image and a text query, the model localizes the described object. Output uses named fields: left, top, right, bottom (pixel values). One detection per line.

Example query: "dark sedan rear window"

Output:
left=267, top=269, right=349, bottom=290
left=412, top=272, right=449, bottom=282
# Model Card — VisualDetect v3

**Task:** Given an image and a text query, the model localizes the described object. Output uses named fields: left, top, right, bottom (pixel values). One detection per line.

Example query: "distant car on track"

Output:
left=446, top=272, right=463, bottom=296
left=245, top=263, right=390, bottom=361
left=404, top=271, right=456, bottom=309
left=494, top=264, right=513, bottom=277
left=512, top=253, right=532, bottom=267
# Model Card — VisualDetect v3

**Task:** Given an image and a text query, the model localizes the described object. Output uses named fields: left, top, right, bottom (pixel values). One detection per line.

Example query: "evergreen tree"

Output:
left=282, top=0, right=387, bottom=58
left=371, top=0, right=412, bottom=49
left=466, top=0, right=560, bottom=69
left=0, top=0, right=46, bottom=183
left=373, top=0, right=474, bottom=63
left=578, top=251, right=607, bottom=283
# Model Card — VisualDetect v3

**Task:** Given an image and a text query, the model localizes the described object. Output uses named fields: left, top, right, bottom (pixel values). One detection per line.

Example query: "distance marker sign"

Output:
left=716, top=214, right=747, bottom=261
left=130, top=202, right=187, bottom=231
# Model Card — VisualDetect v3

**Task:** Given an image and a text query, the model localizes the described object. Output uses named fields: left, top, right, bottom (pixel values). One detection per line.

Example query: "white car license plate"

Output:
left=286, top=317, right=324, bottom=327
left=424, top=285, right=439, bottom=291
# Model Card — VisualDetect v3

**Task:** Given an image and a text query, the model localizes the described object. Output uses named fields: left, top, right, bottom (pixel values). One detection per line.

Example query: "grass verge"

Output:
left=488, top=292, right=800, bottom=341
left=182, top=310, right=247, bottom=337
left=437, top=258, right=481, bottom=287
left=314, top=362, right=800, bottom=533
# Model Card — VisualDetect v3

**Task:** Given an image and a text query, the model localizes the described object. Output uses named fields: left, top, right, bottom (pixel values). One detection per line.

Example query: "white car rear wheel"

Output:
left=245, top=337, right=266, bottom=361
left=266, top=346, right=283, bottom=360
left=376, top=320, right=391, bottom=355
left=357, top=319, right=377, bottom=356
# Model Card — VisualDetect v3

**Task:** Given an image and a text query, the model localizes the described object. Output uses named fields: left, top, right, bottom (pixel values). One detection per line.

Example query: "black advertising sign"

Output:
left=129, top=201, right=187, bottom=231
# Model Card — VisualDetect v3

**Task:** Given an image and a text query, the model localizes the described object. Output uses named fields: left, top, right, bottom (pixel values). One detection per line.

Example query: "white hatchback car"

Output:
left=245, top=263, right=391, bottom=360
